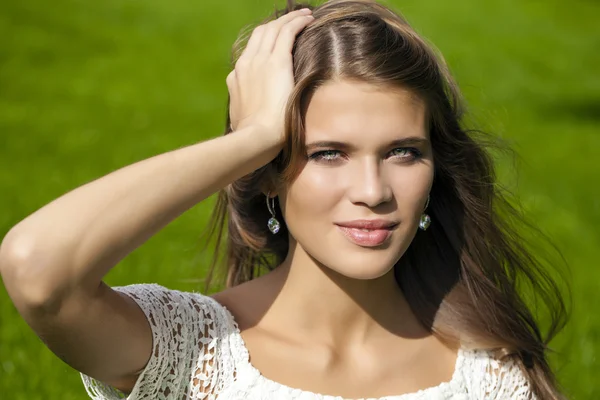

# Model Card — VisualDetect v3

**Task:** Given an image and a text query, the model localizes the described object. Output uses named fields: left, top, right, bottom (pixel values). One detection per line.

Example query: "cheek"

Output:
left=389, top=165, right=433, bottom=202
left=280, top=167, right=342, bottom=223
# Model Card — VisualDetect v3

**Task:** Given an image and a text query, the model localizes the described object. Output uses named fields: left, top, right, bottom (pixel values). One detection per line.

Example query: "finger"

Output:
left=239, top=25, right=265, bottom=61
left=226, top=71, right=237, bottom=123
left=273, top=7, right=312, bottom=27
left=257, top=9, right=312, bottom=56
left=272, top=14, right=314, bottom=56
left=225, top=70, right=237, bottom=91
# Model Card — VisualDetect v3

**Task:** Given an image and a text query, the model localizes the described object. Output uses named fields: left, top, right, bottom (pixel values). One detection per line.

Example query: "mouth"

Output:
left=335, top=220, right=398, bottom=247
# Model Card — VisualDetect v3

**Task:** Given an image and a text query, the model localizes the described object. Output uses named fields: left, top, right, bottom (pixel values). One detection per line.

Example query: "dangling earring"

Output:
left=266, top=192, right=281, bottom=234
left=419, top=195, right=431, bottom=231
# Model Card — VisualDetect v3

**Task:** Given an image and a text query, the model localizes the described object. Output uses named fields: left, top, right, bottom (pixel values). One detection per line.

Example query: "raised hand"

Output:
left=227, top=8, right=314, bottom=145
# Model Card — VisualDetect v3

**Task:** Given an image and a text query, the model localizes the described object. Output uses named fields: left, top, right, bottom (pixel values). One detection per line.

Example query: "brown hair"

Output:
left=204, top=0, right=570, bottom=398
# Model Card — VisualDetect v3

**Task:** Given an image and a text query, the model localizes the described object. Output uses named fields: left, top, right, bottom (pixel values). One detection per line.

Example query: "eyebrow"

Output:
left=305, top=137, right=430, bottom=152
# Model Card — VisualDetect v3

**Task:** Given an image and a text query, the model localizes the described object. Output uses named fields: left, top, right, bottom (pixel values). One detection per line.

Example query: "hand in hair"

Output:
left=226, top=8, right=314, bottom=144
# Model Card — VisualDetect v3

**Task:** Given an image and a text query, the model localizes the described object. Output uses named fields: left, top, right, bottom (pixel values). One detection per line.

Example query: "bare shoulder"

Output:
left=210, top=271, right=282, bottom=331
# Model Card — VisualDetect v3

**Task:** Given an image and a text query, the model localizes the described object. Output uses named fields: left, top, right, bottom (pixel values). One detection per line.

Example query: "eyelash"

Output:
left=308, top=148, right=423, bottom=164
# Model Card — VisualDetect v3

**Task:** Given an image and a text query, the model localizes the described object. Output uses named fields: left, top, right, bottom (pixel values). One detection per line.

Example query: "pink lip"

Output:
left=336, top=219, right=398, bottom=229
left=335, top=219, right=398, bottom=247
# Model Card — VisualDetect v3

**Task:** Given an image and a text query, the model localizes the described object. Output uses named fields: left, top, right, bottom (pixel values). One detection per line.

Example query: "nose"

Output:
left=346, top=158, right=393, bottom=208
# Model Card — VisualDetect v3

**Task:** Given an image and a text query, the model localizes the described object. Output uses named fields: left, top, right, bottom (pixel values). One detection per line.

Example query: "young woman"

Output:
left=0, top=1, right=568, bottom=399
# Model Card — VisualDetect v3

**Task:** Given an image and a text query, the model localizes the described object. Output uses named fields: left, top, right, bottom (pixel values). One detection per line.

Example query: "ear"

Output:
left=259, top=164, right=280, bottom=197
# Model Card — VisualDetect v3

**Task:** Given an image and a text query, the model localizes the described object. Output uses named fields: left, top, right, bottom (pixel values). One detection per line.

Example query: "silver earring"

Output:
left=419, top=195, right=431, bottom=231
left=266, top=192, right=281, bottom=234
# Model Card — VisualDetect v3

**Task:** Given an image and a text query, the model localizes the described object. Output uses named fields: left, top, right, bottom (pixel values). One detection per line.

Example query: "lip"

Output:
left=336, top=219, right=399, bottom=229
left=335, top=219, right=398, bottom=247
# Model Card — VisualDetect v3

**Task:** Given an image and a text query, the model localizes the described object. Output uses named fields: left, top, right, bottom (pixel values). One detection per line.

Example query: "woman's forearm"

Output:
left=0, top=125, right=280, bottom=304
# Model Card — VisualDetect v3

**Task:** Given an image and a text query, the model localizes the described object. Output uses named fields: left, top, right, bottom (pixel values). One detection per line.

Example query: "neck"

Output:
left=261, top=240, right=429, bottom=347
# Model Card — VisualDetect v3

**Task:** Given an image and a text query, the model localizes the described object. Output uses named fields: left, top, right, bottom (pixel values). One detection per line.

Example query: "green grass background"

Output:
left=1, top=0, right=598, bottom=398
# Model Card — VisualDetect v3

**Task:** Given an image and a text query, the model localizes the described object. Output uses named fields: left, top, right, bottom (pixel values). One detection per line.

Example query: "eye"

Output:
left=389, top=147, right=422, bottom=161
left=308, top=150, right=343, bottom=163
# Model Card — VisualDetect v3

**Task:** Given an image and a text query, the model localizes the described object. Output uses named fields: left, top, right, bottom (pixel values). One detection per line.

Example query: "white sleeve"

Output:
left=80, top=283, right=219, bottom=399
left=464, top=350, right=537, bottom=399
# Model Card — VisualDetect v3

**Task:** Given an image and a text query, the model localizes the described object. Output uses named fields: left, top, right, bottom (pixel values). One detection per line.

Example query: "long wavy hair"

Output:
left=204, top=0, right=570, bottom=398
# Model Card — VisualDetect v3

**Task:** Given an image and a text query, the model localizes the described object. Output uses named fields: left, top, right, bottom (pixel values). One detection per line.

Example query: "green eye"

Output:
left=321, top=150, right=339, bottom=159
left=389, top=147, right=422, bottom=160
left=309, top=150, right=342, bottom=163
left=391, top=148, right=409, bottom=156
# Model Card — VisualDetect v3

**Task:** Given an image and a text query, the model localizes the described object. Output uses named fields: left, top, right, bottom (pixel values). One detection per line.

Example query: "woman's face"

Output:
left=278, top=80, right=434, bottom=279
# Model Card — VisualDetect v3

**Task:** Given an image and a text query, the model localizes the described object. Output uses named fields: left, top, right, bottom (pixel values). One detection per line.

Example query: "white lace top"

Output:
left=81, top=284, right=536, bottom=399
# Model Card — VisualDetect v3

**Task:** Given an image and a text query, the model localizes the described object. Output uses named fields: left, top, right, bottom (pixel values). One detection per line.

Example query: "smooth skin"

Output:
left=0, top=7, right=457, bottom=398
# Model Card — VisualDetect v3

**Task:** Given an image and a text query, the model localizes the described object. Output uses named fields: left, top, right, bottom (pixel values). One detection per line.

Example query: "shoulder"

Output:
left=116, top=283, right=243, bottom=345
left=81, top=283, right=238, bottom=400
left=459, top=348, right=537, bottom=399
left=116, top=283, right=221, bottom=315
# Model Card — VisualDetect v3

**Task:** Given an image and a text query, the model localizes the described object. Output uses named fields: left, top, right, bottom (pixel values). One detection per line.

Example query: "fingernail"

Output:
left=300, top=8, right=312, bottom=13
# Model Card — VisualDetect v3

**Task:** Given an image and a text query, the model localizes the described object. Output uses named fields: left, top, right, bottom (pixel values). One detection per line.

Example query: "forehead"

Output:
left=304, top=80, right=428, bottom=141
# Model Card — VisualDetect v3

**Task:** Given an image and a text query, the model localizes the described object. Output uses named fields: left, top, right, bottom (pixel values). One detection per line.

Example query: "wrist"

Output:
left=242, top=124, right=285, bottom=156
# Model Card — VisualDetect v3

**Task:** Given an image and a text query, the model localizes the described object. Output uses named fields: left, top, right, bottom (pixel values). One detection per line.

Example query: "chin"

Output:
left=335, top=266, right=394, bottom=281
left=322, top=251, right=401, bottom=281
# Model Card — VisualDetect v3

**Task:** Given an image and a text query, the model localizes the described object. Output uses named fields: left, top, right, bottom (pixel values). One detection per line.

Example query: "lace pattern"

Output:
left=80, top=284, right=536, bottom=399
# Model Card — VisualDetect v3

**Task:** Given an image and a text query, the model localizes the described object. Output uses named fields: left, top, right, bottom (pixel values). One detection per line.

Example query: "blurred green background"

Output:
left=1, top=0, right=598, bottom=398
